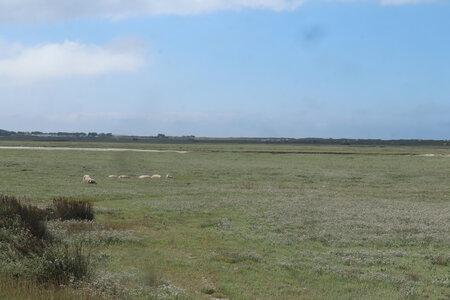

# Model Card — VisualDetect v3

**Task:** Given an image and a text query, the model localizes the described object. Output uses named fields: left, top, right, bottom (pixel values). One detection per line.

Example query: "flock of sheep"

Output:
left=82, top=173, right=173, bottom=184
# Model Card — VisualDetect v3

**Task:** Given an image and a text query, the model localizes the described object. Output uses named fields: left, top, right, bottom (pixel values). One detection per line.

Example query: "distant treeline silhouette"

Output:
left=0, top=129, right=112, bottom=138
left=0, top=128, right=448, bottom=146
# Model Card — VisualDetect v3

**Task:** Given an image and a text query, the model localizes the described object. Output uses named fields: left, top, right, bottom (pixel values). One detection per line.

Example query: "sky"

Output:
left=0, top=0, right=449, bottom=139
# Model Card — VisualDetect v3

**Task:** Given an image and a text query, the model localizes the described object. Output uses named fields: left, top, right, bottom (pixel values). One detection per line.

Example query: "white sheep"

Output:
left=83, top=175, right=96, bottom=184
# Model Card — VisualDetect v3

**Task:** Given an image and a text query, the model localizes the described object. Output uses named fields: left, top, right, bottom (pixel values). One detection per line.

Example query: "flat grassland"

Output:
left=0, top=141, right=449, bottom=299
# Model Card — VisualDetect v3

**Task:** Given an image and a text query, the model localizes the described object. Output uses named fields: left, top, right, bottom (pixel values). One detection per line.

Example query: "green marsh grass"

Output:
left=0, top=142, right=449, bottom=299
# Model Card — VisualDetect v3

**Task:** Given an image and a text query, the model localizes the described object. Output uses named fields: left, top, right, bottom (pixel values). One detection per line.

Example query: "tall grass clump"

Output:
left=37, top=243, right=91, bottom=285
left=0, top=194, right=48, bottom=240
left=53, top=197, right=94, bottom=221
left=0, top=273, right=101, bottom=300
left=0, top=194, right=92, bottom=287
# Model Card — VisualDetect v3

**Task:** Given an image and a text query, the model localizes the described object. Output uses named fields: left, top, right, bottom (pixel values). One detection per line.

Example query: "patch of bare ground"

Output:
left=417, top=153, right=450, bottom=157
left=0, top=146, right=188, bottom=153
left=2, top=146, right=449, bottom=157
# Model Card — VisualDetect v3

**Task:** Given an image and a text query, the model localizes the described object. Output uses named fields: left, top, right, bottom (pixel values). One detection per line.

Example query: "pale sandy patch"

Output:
left=0, top=146, right=188, bottom=154
left=417, top=153, right=450, bottom=157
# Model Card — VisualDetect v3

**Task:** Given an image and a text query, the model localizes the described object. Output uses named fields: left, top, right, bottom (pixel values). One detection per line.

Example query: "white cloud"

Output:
left=0, top=0, right=437, bottom=23
left=0, top=0, right=306, bottom=23
left=0, top=39, right=145, bottom=82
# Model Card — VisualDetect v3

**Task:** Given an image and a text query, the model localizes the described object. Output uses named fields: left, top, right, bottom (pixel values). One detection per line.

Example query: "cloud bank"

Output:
left=0, top=0, right=306, bottom=23
left=2, top=107, right=448, bottom=139
left=0, top=40, right=145, bottom=82
left=0, top=0, right=435, bottom=24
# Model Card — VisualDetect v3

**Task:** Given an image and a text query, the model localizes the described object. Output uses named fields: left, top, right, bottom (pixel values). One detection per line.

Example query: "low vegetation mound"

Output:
left=0, top=194, right=92, bottom=286
left=53, top=197, right=94, bottom=221
left=0, top=194, right=48, bottom=240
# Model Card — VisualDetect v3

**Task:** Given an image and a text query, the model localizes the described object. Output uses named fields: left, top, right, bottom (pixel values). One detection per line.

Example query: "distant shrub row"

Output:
left=0, top=194, right=93, bottom=222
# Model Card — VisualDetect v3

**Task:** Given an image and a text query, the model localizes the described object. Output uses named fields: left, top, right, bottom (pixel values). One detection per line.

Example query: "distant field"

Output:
left=1, top=139, right=450, bottom=154
left=0, top=142, right=449, bottom=299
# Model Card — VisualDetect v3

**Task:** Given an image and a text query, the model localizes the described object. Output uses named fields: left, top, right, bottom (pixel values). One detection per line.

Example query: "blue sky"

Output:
left=0, top=0, right=449, bottom=139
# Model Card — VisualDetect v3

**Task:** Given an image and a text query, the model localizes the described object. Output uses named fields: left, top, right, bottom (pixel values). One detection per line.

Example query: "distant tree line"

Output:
left=257, top=138, right=450, bottom=146
left=0, top=129, right=14, bottom=136
left=0, top=129, right=112, bottom=138
left=0, top=129, right=448, bottom=146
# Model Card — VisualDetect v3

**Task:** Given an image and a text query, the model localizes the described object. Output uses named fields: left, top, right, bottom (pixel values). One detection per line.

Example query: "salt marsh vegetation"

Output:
left=0, top=142, right=449, bottom=299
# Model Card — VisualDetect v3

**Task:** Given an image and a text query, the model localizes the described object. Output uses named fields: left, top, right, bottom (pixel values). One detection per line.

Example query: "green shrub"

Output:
left=0, top=195, right=93, bottom=286
left=35, top=243, right=91, bottom=285
left=0, top=194, right=49, bottom=240
left=53, top=198, right=94, bottom=221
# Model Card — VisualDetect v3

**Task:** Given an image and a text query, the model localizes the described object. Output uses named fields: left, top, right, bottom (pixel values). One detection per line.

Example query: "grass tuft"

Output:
left=0, top=194, right=49, bottom=239
left=431, top=255, right=449, bottom=266
left=53, top=197, right=94, bottom=221
left=0, top=194, right=93, bottom=288
left=37, top=243, right=91, bottom=285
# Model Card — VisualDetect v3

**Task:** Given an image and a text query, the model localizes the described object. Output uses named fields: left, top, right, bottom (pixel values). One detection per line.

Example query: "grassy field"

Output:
left=0, top=142, right=449, bottom=299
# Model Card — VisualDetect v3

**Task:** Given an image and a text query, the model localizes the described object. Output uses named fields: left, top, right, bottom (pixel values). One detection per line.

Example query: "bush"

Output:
left=53, top=198, right=94, bottom=221
left=35, top=243, right=91, bottom=285
left=0, top=194, right=48, bottom=240
left=0, top=194, right=93, bottom=286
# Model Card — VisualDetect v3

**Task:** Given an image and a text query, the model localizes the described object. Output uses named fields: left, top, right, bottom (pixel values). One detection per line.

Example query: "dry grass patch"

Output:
left=53, top=197, right=94, bottom=221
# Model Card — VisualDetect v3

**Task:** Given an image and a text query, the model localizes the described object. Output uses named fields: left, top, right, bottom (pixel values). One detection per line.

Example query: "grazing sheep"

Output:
left=166, top=174, right=173, bottom=179
left=83, top=175, right=96, bottom=184
left=151, top=174, right=161, bottom=179
left=118, top=175, right=130, bottom=178
left=82, top=175, right=90, bottom=183
left=139, top=175, right=151, bottom=179
left=108, top=175, right=117, bottom=178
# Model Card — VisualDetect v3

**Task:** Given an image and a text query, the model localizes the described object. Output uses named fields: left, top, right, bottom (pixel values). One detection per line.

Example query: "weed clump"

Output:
left=53, top=197, right=94, bottom=221
left=431, top=255, right=449, bottom=266
left=36, top=244, right=91, bottom=285
left=0, top=194, right=92, bottom=286
left=0, top=194, right=48, bottom=239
